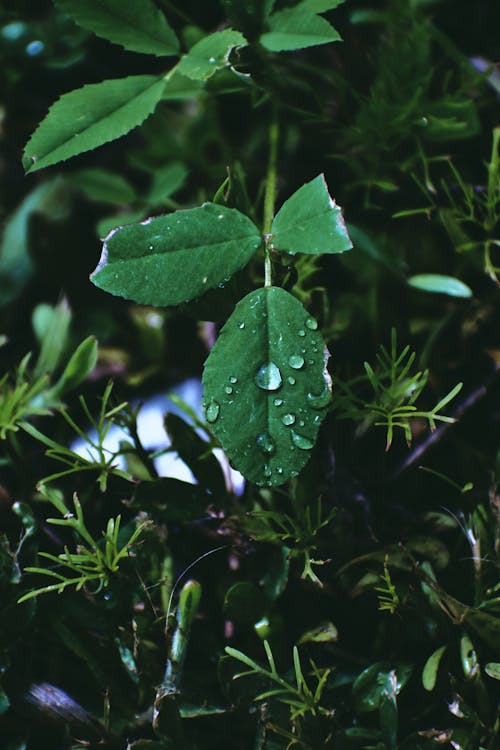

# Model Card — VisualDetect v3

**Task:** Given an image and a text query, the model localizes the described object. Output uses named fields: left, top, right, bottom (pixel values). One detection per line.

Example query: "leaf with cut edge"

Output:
left=55, top=0, right=179, bottom=56
left=23, top=75, right=166, bottom=173
left=176, top=29, right=247, bottom=81
left=91, top=203, right=261, bottom=306
left=260, top=8, right=341, bottom=52
left=408, top=274, right=472, bottom=298
left=202, top=286, right=332, bottom=486
left=271, top=174, right=352, bottom=255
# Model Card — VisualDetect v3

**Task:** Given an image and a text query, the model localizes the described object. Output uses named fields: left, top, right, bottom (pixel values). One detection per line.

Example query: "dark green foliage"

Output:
left=1, top=0, right=500, bottom=748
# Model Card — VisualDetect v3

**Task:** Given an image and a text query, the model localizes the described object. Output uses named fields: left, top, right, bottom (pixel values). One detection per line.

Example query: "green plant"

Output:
left=18, top=488, right=150, bottom=602
left=334, top=328, right=462, bottom=448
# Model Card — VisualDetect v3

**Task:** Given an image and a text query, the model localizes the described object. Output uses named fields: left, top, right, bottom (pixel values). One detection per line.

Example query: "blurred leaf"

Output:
left=260, top=8, right=341, bottom=51
left=33, top=298, right=72, bottom=377
left=408, top=274, right=472, bottom=298
left=485, top=662, right=500, bottom=680
left=71, top=168, right=136, bottom=205
left=50, top=336, right=98, bottom=396
left=271, top=175, right=352, bottom=255
left=176, top=29, right=247, bottom=81
left=202, top=286, right=331, bottom=486
left=164, top=412, right=226, bottom=496
left=91, top=203, right=261, bottom=306
left=55, top=0, right=179, bottom=56
left=223, top=581, right=268, bottom=624
left=133, top=478, right=211, bottom=522
left=298, top=621, right=338, bottom=644
left=260, top=545, right=290, bottom=601
left=148, top=162, right=188, bottom=204
left=23, top=76, right=166, bottom=172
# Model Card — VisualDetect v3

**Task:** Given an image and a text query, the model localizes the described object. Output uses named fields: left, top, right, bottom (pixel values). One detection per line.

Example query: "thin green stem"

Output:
left=263, top=111, right=279, bottom=287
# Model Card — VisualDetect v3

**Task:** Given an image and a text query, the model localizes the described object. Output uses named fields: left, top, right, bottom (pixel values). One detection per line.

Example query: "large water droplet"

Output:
left=206, top=400, right=220, bottom=423
left=290, top=430, right=314, bottom=451
left=289, top=355, right=304, bottom=370
left=282, top=413, right=295, bottom=426
left=257, top=433, right=275, bottom=454
left=305, top=317, right=318, bottom=330
left=307, top=385, right=332, bottom=409
left=255, top=362, right=282, bottom=391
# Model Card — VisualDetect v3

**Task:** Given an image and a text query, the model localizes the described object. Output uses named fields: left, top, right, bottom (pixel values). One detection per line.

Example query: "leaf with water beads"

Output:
left=202, top=286, right=332, bottom=486
left=90, top=203, right=261, bottom=306
left=271, top=174, right=352, bottom=255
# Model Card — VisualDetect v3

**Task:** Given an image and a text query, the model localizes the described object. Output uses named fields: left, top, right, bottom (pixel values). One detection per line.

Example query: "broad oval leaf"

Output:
left=271, top=174, right=352, bottom=255
left=91, top=203, right=261, bottom=306
left=23, top=76, right=166, bottom=173
left=176, top=29, right=247, bottom=81
left=202, top=286, right=332, bottom=486
left=260, top=8, right=341, bottom=52
left=56, top=0, right=179, bottom=56
left=408, top=274, right=472, bottom=298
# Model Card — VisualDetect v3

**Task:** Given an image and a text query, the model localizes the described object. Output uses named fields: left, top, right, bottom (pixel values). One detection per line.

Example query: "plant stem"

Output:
left=263, top=111, right=279, bottom=287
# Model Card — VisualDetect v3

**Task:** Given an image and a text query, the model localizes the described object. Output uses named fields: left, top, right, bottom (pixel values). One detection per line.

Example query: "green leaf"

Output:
left=202, top=286, right=332, bottom=486
left=422, top=645, right=447, bottom=691
left=271, top=175, right=352, bottom=255
left=352, top=663, right=413, bottom=713
left=71, top=168, right=136, bottom=205
left=161, top=72, right=205, bottom=100
left=298, top=621, right=339, bottom=644
left=91, top=203, right=261, bottom=306
left=485, top=662, right=500, bottom=680
left=51, top=336, right=98, bottom=396
left=33, top=298, right=72, bottom=377
left=23, top=75, right=166, bottom=173
left=148, top=162, right=188, bottom=204
left=164, top=413, right=226, bottom=496
left=176, top=29, right=247, bottom=81
left=408, top=274, right=472, bottom=298
left=296, top=0, right=345, bottom=12
left=260, top=8, right=341, bottom=52
left=55, top=0, right=179, bottom=56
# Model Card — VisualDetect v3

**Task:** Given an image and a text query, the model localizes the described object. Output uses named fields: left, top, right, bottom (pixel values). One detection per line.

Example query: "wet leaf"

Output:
left=91, top=203, right=261, bottom=306
left=202, top=286, right=331, bottom=485
left=271, top=175, right=352, bottom=255
left=177, top=29, right=247, bottom=80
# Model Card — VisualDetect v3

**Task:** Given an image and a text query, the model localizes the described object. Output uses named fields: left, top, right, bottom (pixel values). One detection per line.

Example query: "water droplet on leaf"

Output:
left=224, top=386, right=233, bottom=395
left=255, top=362, right=282, bottom=391
left=257, top=433, right=275, bottom=454
left=287, top=376, right=296, bottom=386
left=307, top=385, right=332, bottom=409
left=282, top=413, right=295, bottom=426
left=305, top=317, right=318, bottom=330
left=206, top=400, right=220, bottom=423
left=238, top=322, right=245, bottom=329
left=298, top=330, right=306, bottom=337
left=274, top=398, right=283, bottom=407
left=229, top=376, right=238, bottom=384
left=288, top=355, right=304, bottom=370
left=290, top=430, right=314, bottom=451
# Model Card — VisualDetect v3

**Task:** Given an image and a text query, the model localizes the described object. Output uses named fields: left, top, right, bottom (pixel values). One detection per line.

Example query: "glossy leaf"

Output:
left=176, top=29, right=247, bottom=81
left=408, top=273, right=472, bottom=298
left=260, top=8, right=341, bottom=51
left=23, top=76, right=166, bottom=173
left=271, top=175, right=352, bottom=255
left=202, top=286, right=331, bottom=486
left=55, top=0, right=179, bottom=56
left=91, top=203, right=261, bottom=306
left=485, top=662, right=500, bottom=680
left=422, top=645, right=447, bottom=691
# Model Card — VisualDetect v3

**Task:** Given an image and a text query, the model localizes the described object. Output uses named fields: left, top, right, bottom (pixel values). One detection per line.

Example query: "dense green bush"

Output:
left=0, top=0, right=499, bottom=748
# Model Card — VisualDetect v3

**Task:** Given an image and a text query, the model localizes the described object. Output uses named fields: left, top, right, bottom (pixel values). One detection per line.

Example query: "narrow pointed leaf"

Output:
left=23, top=76, right=166, bottom=173
left=91, top=203, right=261, bottom=306
left=55, top=0, right=179, bottom=56
left=260, top=9, right=341, bottom=52
left=176, top=29, right=247, bottom=81
left=271, top=174, right=352, bottom=255
left=422, top=646, right=447, bottom=691
left=408, top=274, right=472, bottom=298
left=202, top=286, right=332, bottom=486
